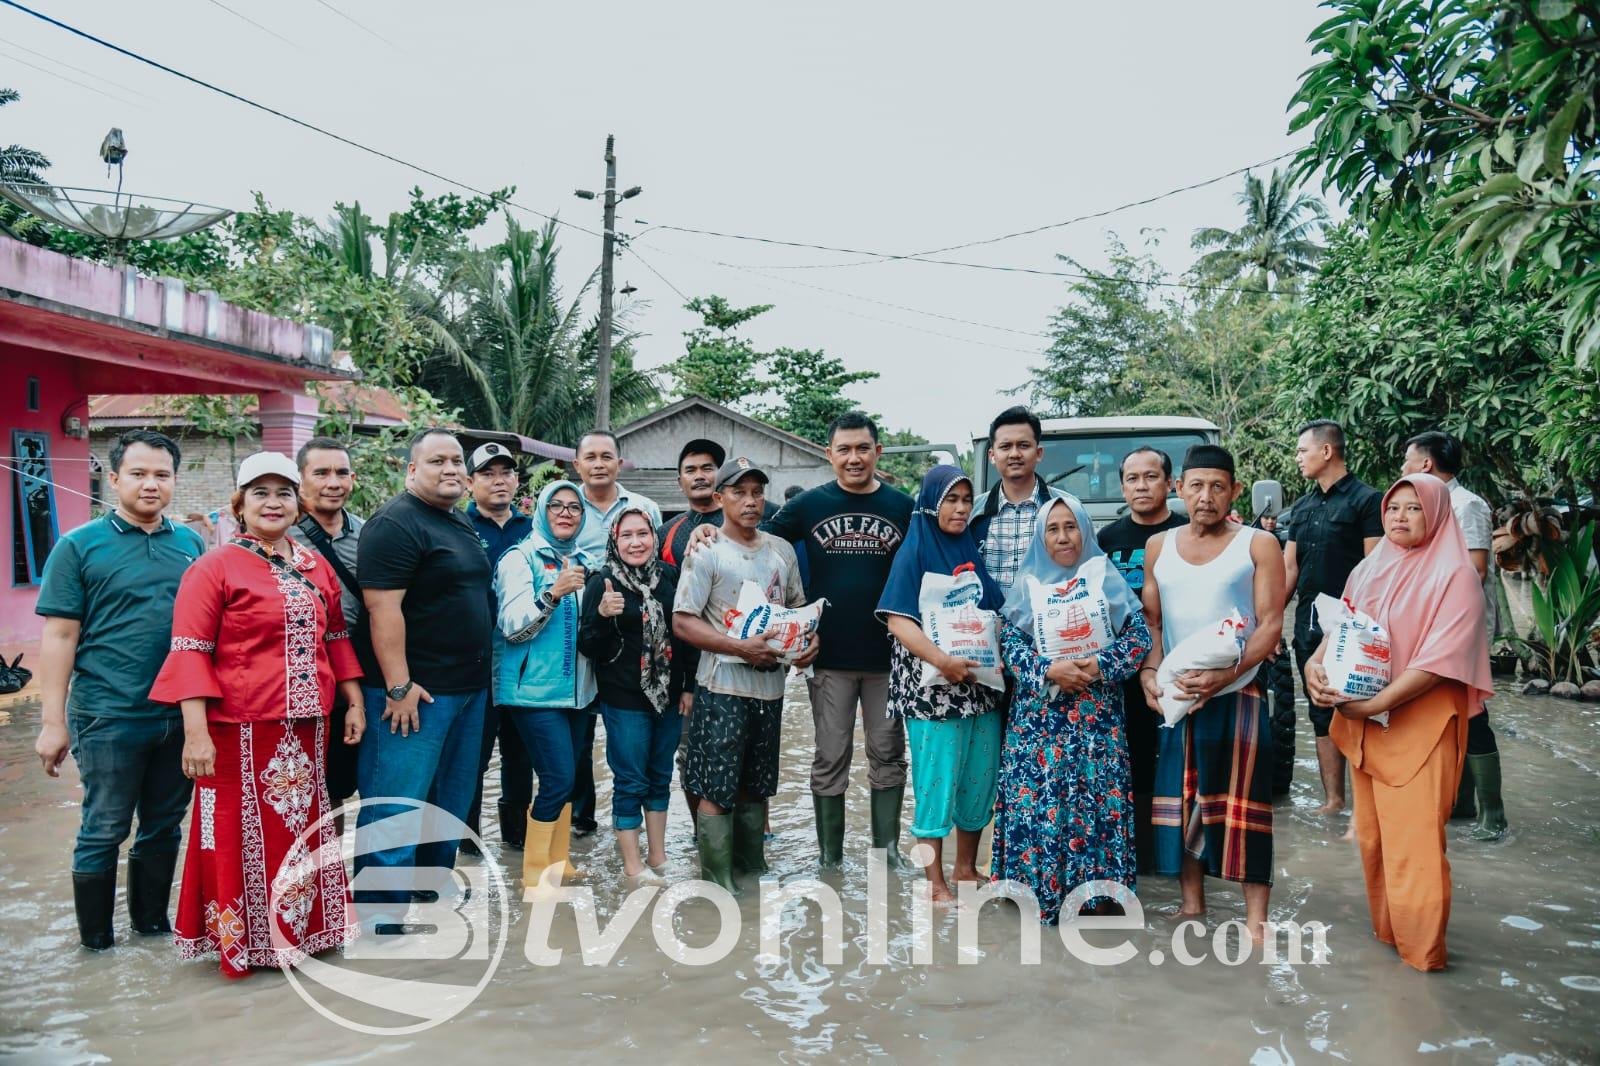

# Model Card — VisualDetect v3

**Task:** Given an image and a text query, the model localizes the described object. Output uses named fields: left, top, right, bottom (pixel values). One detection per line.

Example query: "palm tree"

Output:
left=1, top=87, right=53, bottom=240
left=1191, top=169, right=1327, bottom=293
left=419, top=214, right=657, bottom=443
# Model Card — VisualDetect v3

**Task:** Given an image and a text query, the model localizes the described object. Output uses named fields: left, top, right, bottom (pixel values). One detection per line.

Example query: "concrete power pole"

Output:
left=595, top=134, right=618, bottom=430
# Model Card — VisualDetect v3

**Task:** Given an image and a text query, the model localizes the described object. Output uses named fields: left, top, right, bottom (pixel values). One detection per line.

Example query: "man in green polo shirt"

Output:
left=34, top=430, right=205, bottom=951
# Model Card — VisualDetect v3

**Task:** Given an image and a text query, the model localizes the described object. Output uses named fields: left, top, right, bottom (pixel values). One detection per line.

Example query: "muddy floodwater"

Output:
left=2, top=681, right=1597, bottom=1064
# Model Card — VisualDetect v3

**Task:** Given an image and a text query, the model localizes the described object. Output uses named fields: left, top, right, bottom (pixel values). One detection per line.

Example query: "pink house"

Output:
left=0, top=234, right=357, bottom=651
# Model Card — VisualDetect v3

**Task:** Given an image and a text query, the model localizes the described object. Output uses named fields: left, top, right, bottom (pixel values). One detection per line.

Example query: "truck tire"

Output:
left=1265, top=643, right=1297, bottom=797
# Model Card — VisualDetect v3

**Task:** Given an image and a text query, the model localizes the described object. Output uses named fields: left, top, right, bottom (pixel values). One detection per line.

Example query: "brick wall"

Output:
left=91, top=428, right=259, bottom=520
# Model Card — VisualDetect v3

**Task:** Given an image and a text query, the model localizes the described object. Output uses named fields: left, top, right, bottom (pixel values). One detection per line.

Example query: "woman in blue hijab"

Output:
left=993, top=495, right=1152, bottom=923
left=493, top=479, right=597, bottom=896
left=876, top=465, right=1005, bottom=906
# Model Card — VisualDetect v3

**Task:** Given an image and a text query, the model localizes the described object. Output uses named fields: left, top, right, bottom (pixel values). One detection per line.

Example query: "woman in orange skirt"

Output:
left=1306, top=472, right=1492, bottom=971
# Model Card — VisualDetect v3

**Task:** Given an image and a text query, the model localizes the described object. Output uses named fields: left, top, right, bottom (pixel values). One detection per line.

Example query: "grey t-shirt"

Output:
left=288, top=511, right=364, bottom=628
left=673, top=532, right=805, bottom=700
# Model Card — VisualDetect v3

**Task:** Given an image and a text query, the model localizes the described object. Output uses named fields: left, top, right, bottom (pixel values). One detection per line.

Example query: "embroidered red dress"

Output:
left=150, top=536, right=362, bottom=978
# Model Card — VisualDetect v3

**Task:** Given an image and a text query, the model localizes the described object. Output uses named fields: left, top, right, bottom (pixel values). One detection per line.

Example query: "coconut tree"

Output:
left=1, top=87, right=52, bottom=240
left=1191, top=168, right=1327, bottom=293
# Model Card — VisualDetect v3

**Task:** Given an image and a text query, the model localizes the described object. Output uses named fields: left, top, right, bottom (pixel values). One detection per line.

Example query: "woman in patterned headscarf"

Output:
left=151, top=452, right=365, bottom=979
left=578, top=508, right=691, bottom=882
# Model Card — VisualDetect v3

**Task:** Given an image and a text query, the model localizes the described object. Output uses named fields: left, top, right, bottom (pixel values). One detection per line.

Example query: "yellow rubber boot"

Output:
left=522, top=815, right=557, bottom=897
left=551, top=803, right=587, bottom=883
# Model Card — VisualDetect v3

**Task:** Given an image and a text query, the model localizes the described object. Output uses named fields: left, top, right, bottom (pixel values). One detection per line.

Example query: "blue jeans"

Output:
left=353, top=686, right=486, bottom=910
left=601, top=703, right=683, bottom=830
left=506, top=706, right=587, bottom=822
left=67, top=713, right=190, bottom=874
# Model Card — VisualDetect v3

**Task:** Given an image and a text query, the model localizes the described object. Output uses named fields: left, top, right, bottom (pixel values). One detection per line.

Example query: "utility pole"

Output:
left=576, top=135, right=641, bottom=431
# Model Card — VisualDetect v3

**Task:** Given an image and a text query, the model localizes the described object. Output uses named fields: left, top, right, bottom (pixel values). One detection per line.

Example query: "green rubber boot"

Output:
left=812, top=793, right=845, bottom=869
left=1467, top=752, right=1508, bottom=841
left=869, top=785, right=908, bottom=871
left=695, top=813, right=741, bottom=896
left=1450, top=757, right=1476, bottom=820
left=732, top=801, right=769, bottom=877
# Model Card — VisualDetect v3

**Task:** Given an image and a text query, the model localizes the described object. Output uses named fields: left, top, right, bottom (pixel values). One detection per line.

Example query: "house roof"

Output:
left=89, top=381, right=408, bottom=427
left=614, top=395, right=829, bottom=461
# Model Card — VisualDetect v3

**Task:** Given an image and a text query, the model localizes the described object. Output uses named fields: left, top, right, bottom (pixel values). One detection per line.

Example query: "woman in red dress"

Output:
left=150, top=452, right=365, bottom=978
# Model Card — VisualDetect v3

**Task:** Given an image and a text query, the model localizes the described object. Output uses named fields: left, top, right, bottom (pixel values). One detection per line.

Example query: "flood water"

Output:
left=2, top=679, right=1597, bottom=1064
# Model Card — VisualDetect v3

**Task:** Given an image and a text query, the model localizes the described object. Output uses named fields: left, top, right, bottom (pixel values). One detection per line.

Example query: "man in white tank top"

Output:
left=1139, top=444, right=1286, bottom=942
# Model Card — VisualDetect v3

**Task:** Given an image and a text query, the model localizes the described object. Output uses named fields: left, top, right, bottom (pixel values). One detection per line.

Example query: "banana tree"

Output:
left=1516, top=523, right=1600, bottom=683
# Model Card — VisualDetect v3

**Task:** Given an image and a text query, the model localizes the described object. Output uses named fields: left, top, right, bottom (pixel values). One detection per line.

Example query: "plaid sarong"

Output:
left=1150, top=684, right=1273, bottom=885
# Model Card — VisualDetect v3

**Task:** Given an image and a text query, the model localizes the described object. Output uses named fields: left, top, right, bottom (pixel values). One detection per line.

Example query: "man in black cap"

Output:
left=673, top=457, right=815, bottom=892
left=463, top=442, right=534, bottom=853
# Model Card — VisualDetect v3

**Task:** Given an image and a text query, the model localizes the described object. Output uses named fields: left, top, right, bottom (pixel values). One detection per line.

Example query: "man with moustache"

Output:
left=35, top=430, right=205, bottom=950
left=353, top=429, right=491, bottom=928
left=1096, top=445, right=1186, bottom=874
left=461, top=442, right=534, bottom=853
left=289, top=437, right=369, bottom=811
left=568, top=429, right=663, bottom=835
left=1141, top=444, right=1285, bottom=940
left=1284, top=420, right=1382, bottom=815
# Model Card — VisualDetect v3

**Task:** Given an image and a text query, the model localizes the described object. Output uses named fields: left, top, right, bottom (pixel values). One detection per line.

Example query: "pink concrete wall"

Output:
left=1, top=347, right=92, bottom=649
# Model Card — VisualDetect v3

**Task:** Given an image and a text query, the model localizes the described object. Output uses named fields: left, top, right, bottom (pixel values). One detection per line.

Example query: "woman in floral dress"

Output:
left=993, top=496, right=1150, bottom=924
left=150, top=452, right=365, bottom=978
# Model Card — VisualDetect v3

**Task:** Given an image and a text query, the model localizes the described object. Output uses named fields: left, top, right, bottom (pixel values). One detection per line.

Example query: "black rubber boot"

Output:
left=497, top=800, right=525, bottom=851
left=812, top=793, right=845, bottom=869
left=731, top=802, right=769, bottom=877
left=1468, top=752, right=1508, bottom=841
left=127, top=851, right=178, bottom=936
left=869, top=786, right=908, bottom=871
left=695, top=813, right=741, bottom=897
left=73, top=870, right=116, bottom=950
left=1450, top=758, right=1477, bottom=820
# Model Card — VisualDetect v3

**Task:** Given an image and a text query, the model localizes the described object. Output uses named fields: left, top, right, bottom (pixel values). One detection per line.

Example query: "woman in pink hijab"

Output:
left=1306, top=472, right=1492, bottom=971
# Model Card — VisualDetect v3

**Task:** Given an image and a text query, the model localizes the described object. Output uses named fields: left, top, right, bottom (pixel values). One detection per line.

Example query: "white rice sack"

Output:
left=718, top=580, right=826, bottom=665
left=916, top=568, right=1003, bottom=691
left=1313, top=594, right=1392, bottom=726
left=1026, top=556, right=1117, bottom=660
left=1156, top=609, right=1248, bottom=727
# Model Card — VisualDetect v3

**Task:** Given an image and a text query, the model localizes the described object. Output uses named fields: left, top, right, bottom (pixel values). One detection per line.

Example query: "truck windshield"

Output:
left=984, top=432, right=1212, bottom=503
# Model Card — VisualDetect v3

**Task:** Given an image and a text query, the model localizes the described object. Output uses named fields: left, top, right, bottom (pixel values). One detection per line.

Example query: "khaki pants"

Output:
left=806, top=669, right=906, bottom=795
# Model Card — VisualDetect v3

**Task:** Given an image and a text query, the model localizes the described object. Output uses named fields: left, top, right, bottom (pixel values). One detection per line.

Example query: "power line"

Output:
left=621, top=244, right=691, bottom=304
left=3, top=37, right=158, bottom=99
left=308, top=0, right=400, bottom=50
left=0, top=0, right=600, bottom=239
left=0, top=41, right=147, bottom=109
left=729, top=150, right=1304, bottom=270
left=204, top=0, right=300, bottom=48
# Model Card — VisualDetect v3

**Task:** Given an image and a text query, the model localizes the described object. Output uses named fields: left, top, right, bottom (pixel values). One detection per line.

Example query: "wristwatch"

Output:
left=386, top=680, right=414, bottom=701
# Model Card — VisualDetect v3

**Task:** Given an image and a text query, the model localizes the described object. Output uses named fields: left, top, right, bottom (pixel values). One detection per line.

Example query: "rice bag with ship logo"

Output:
left=1313, top=593, right=1393, bottom=727
left=918, top=565, right=1003, bottom=691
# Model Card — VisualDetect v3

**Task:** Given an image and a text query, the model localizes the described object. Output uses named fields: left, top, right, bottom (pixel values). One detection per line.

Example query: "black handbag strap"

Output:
left=296, top=515, right=361, bottom=602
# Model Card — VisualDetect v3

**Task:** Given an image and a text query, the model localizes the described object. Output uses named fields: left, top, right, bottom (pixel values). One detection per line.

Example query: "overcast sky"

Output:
left=2, top=0, right=1332, bottom=446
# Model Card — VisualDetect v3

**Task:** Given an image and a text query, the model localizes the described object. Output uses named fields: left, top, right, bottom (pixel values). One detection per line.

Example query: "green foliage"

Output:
left=1191, top=168, right=1328, bottom=292
left=318, top=384, right=459, bottom=513
left=1289, top=1, right=1600, bottom=365
left=1286, top=224, right=1563, bottom=503
left=876, top=429, right=939, bottom=493
left=1514, top=522, right=1600, bottom=683
left=670, top=296, right=774, bottom=406
left=755, top=348, right=879, bottom=446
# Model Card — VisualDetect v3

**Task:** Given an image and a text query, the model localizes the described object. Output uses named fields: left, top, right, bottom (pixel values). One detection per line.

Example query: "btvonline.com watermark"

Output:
left=272, top=799, right=1330, bottom=1034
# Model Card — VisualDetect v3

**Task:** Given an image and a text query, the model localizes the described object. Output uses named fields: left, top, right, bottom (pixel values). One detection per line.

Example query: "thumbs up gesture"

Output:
left=598, top=576, right=626, bottom=618
left=550, top=556, right=586, bottom=599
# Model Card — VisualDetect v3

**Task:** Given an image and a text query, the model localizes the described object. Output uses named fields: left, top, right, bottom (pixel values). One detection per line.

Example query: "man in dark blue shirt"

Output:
left=464, top=442, right=534, bottom=853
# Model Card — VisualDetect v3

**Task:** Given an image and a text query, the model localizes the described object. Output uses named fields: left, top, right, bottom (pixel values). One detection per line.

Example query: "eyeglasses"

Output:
left=546, top=501, right=583, bottom=516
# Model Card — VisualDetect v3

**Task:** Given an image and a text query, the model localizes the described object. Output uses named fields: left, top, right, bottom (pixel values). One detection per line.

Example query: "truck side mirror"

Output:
left=1252, top=480, right=1283, bottom=518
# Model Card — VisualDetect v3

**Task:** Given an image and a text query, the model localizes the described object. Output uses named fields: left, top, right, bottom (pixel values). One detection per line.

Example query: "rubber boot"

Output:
left=126, top=851, right=178, bottom=935
left=869, top=786, right=908, bottom=871
left=1450, top=759, right=1476, bottom=820
left=522, top=815, right=557, bottom=896
left=812, top=793, right=845, bottom=869
left=72, top=870, right=116, bottom=950
left=1468, top=752, right=1508, bottom=841
left=695, top=813, right=740, bottom=897
left=731, top=802, right=769, bottom=877
left=497, top=800, right=525, bottom=851
left=551, top=803, right=587, bottom=882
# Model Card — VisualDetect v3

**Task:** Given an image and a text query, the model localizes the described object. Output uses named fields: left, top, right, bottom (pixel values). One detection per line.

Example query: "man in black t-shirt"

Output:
left=1097, top=445, right=1186, bottom=876
left=352, top=428, right=492, bottom=929
left=1284, top=420, right=1383, bottom=815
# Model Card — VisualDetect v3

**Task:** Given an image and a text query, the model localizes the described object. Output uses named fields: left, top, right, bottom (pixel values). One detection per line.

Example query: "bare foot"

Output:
left=646, top=848, right=668, bottom=869
left=950, top=865, right=984, bottom=886
left=1339, top=825, right=1356, bottom=843
left=1166, top=906, right=1206, bottom=924
left=929, top=883, right=957, bottom=908
left=1314, top=800, right=1346, bottom=815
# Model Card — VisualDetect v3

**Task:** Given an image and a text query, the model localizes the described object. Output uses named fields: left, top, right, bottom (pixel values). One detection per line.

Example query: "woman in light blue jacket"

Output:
left=494, top=480, right=597, bottom=893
